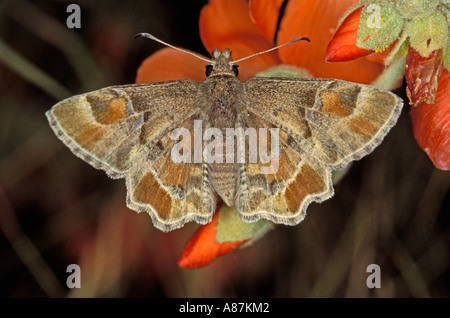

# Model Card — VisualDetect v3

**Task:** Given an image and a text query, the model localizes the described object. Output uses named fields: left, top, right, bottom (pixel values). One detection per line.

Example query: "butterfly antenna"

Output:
left=232, top=37, right=310, bottom=64
left=135, top=32, right=212, bottom=63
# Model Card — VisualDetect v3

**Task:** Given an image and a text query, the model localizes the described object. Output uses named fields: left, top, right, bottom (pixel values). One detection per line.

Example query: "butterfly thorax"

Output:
left=201, top=76, right=243, bottom=127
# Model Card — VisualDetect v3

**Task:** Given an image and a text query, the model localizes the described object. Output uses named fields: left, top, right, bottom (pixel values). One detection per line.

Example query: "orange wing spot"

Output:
left=273, top=150, right=295, bottom=180
left=263, top=149, right=294, bottom=183
left=74, top=124, right=105, bottom=150
left=285, top=164, right=325, bottom=213
left=347, top=115, right=379, bottom=139
left=161, top=159, right=189, bottom=186
left=134, top=172, right=172, bottom=219
left=97, top=98, right=129, bottom=124
left=320, top=90, right=354, bottom=116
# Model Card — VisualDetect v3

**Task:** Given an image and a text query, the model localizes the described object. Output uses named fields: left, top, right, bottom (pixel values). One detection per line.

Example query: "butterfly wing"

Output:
left=47, top=80, right=216, bottom=231
left=46, top=80, right=200, bottom=177
left=236, top=77, right=403, bottom=224
left=126, top=115, right=216, bottom=231
left=234, top=110, right=333, bottom=225
left=244, top=77, right=403, bottom=169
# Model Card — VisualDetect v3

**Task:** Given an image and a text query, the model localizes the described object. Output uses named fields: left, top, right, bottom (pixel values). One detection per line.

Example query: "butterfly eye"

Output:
left=205, top=65, right=213, bottom=76
left=232, top=65, right=239, bottom=77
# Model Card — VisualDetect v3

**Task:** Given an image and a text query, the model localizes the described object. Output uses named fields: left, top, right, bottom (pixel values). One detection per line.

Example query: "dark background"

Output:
left=0, top=0, right=449, bottom=298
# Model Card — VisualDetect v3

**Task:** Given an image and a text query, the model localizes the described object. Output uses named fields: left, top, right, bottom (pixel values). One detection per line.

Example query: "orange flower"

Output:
left=178, top=206, right=249, bottom=268
left=137, top=0, right=384, bottom=85
left=410, top=69, right=450, bottom=170
left=325, top=2, right=449, bottom=170
left=325, top=6, right=375, bottom=62
left=136, top=0, right=390, bottom=268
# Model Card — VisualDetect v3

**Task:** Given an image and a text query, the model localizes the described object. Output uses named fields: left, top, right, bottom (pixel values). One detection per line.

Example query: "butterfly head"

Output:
left=205, top=48, right=239, bottom=77
left=135, top=33, right=309, bottom=79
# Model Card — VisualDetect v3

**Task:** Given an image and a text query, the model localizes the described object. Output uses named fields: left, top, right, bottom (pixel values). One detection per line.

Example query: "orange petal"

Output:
left=410, top=69, right=450, bottom=170
left=178, top=211, right=248, bottom=268
left=325, top=7, right=375, bottom=62
left=135, top=47, right=206, bottom=84
left=249, top=0, right=285, bottom=44
left=276, top=0, right=383, bottom=84
left=199, top=0, right=281, bottom=80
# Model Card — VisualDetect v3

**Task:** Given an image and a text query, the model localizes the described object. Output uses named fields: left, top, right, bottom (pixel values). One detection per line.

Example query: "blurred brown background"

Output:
left=0, top=0, right=449, bottom=297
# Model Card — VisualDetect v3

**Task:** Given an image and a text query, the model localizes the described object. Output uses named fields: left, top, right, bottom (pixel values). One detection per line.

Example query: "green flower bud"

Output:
left=357, top=1, right=404, bottom=52
left=216, top=206, right=273, bottom=244
left=395, top=0, right=440, bottom=19
left=405, top=12, right=448, bottom=58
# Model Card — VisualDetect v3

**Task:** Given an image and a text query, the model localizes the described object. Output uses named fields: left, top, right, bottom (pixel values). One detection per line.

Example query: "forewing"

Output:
left=46, top=80, right=199, bottom=178
left=235, top=76, right=402, bottom=224
left=244, top=77, right=403, bottom=170
left=47, top=80, right=217, bottom=231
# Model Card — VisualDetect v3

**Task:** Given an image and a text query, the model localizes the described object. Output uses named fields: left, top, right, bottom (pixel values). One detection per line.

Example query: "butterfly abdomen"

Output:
left=209, top=160, right=237, bottom=207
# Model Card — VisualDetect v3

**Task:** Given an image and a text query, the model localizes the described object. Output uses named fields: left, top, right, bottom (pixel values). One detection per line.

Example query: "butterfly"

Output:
left=46, top=33, right=403, bottom=232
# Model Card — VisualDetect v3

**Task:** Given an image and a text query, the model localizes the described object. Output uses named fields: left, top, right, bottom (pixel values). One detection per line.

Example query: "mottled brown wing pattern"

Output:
left=46, top=68, right=403, bottom=231
left=126, top=115, right=216, bottom=231
left=235, top=77, right=403, bottom=224
left=47, top=80, right=216, bottom=231
left=46, top=80, right=200, bottom=178
left=235, top=110, right=333, bottom=225
left=244, top=77, right=403, bottom=170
